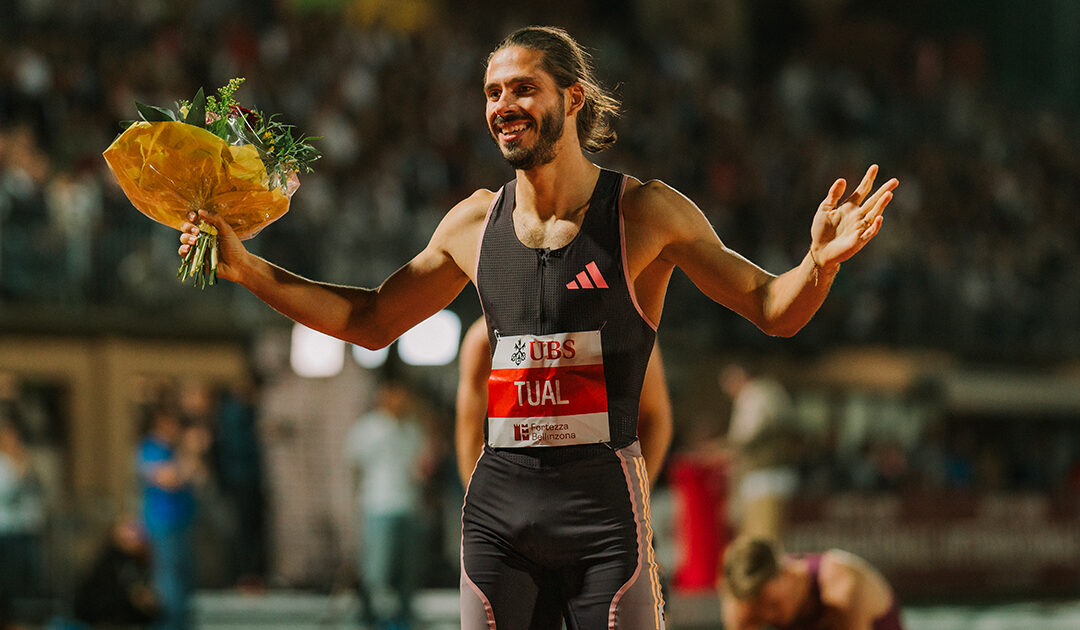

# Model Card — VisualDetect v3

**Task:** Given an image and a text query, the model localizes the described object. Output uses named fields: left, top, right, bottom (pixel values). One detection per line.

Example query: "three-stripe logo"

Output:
left=566, top=261, right=609, bottom=290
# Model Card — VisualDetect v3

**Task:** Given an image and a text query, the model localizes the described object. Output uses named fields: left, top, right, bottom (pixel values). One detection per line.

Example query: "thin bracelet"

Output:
left=808, top=249, right=837, bottom=286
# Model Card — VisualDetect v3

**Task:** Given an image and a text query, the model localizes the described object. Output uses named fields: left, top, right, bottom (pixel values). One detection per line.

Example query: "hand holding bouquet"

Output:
left=102, top=78, right=319, bottom=287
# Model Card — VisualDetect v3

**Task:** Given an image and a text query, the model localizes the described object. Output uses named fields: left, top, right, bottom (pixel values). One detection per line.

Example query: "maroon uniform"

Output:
left=779, top=554, right=904, bottom=630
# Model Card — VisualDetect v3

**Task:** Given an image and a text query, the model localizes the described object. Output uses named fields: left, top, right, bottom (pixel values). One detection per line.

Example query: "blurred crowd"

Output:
left=2, top=0, right=1080, bottom=625
left=0, top=0, right=1077, bottom=359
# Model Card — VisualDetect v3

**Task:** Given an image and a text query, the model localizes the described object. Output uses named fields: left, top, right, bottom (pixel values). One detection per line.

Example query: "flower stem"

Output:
left=177, top=220, right=219, bottom=289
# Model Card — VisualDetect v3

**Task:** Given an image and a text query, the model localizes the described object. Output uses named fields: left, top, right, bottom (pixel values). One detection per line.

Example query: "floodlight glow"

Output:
left=352, top=344, right=390, bottom=369
left=290, top=324, right=345, bottom=378
left=397, top=310, right=462, bottom=366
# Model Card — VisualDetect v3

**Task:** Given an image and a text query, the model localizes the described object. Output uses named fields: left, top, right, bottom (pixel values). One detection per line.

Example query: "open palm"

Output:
left=810, top=165, right=898, bottom=269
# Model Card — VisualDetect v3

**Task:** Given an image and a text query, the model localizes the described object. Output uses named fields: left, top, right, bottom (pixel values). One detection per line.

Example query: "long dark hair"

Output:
left=489, top=26, right=621, bottom=153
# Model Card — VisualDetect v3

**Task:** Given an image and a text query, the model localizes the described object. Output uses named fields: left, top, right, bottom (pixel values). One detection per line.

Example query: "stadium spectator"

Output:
left=136, top=403, right=209, bottom=630
left=0, top=418, right=45, bottom=613
left=720, top=364, right=800, bottom=539
left=213, top=378, right=267, bottom=590
left=71, top=515, right=160, bottom=627
left=345, top=374, right=434, bottom=630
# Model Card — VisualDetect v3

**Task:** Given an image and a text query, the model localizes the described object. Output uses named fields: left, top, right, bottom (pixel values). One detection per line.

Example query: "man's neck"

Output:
left=514, top=150, right=600, bottom=221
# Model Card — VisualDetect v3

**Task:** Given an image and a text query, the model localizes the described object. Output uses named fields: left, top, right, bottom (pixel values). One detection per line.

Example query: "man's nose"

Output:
left=492, top=91, right=518, bottom=116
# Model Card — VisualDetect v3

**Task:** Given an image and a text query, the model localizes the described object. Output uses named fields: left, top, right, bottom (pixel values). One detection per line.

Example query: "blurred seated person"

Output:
left=721, top=537, right=903, bottom=630
left=73, top=515, right=160, bottom=627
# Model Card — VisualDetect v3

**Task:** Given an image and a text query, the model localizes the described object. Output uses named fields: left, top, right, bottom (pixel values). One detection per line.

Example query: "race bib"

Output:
left=487, top=330, right=610, bottom=447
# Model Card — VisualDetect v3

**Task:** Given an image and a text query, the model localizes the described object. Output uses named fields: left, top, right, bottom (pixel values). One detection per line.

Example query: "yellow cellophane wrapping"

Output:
left=102, top=121, right=299, bottom=240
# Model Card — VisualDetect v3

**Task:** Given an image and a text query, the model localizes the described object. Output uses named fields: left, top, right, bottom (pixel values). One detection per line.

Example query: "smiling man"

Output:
left=181, top=25, right=897, bottom=630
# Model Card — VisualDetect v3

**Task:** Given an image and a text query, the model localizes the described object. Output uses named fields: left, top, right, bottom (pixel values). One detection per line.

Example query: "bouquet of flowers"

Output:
left=103, top=78, right=320, bottom=287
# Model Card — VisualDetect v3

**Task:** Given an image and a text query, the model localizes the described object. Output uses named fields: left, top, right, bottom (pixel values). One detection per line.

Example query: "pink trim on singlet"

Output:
left=460, top=449, right=497, bottom=630
left=617, top=177, right=659, bottom=331
left=472, top=189, right=502, bottom=331
left=474, top=189, right=502, bottom=282
left=608, top=448, right=645, bottom=630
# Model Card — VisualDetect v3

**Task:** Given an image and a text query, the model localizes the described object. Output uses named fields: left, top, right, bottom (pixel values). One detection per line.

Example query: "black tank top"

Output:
left=475, top=169, right=657, bottom=455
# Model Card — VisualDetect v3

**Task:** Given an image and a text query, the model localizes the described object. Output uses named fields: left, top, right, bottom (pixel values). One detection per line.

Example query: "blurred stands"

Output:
left=0, top=0, right=1077, bottom=360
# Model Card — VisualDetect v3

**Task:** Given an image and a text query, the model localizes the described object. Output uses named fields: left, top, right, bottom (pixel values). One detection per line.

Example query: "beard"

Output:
left=492, top=98, right=566, bottom=171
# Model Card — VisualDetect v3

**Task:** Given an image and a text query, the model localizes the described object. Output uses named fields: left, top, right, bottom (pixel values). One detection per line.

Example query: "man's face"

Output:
left=752, top=576, right=800, bottom=626
left=727, top=575, right=799, bottom=628
left=154, top=413, right=183, bottom=445
left=484, top=46, right=568, bottom=170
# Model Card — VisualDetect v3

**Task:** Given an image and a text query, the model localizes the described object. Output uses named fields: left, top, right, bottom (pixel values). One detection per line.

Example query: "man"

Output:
left=136, top=405, right=209, bottom=630
left=181, top=25, right=896, bottom=630
left=455, top=316, right=672, bottom=486
left=721, top=537, right=904, bottom=630
left=345, top=376, right=432, bottom=630
left=0, top=418, right=45, bottom=612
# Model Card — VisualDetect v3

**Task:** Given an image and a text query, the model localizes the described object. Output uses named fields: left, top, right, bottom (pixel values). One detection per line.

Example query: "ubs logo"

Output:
left=511, top=339, right=527, bottom=366
left=529, top=339, right=576, bottom=360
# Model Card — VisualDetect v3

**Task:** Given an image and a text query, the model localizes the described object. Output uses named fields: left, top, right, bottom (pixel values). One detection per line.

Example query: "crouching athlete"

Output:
left=722, top=537, right=905, bottom=630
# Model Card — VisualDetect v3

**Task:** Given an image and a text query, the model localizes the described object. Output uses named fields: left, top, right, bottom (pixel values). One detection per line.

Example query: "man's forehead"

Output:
left=485, top=46, right=550, bottom=85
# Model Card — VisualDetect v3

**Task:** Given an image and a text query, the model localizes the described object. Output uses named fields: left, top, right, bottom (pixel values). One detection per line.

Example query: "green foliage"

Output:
left=134, top=77, right=320, bottom=192
left=183, top=88, right=206, bottom=127
left=135, top=102, right=176, bottom=122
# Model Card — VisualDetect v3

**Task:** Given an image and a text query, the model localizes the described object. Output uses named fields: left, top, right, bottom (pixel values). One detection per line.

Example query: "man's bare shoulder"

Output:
left=818, top=550, right=866, bottom=608
left=619, top=177, right=709, bottom=258
left=426, top=189, right=499, bottom=280
left=433, top=188, right=497, bottom=245
left=620, top=177, right=698, bottom=224
left=446, top=188, right=499, bottom=225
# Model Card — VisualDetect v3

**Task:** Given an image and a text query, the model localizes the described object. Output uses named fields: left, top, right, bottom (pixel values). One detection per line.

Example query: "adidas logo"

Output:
left=566, top=261, right=609, bottom=290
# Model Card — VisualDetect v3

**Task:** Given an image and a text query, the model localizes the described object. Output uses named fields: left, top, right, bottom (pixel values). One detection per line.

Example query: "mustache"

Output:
left=492, top=113, right=532, bottom=128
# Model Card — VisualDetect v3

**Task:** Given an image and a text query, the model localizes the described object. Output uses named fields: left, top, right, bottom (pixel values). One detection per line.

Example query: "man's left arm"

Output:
left=638, top=166, right=896, bottom=337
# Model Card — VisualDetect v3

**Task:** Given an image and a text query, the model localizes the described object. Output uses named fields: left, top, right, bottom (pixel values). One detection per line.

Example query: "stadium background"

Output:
left=1, top=0, right=1079, bottom=627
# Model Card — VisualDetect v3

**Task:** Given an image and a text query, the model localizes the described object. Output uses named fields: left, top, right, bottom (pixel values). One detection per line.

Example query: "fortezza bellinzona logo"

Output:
left=511, top=339, right=527, bottom=366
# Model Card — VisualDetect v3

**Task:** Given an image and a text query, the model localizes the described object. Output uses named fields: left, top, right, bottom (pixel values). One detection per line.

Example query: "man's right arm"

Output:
left=637, top=343, right=673, bottom=483
left=182, top=190, right=493, bottom=349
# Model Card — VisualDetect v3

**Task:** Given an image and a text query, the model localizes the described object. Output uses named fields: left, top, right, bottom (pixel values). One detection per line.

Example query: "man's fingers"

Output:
left=864, top=177, right=899, bottom=209
left=197, top=209, right=229, bottom=234
left=843, top=164, right=878, bottom=206
left=820, top=178, right=847, bottom=211
left=858, top=185, right=896, bottom=226
left=860, top=215, right=883, bottom=240
left=178, top=243, right=190, bottom=256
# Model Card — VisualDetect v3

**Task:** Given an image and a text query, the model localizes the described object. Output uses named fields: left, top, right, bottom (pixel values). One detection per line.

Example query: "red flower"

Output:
left=229, top=105, right=260, bottom=127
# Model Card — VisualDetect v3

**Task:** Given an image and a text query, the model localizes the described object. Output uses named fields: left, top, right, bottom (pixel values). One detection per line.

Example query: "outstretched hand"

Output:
left=179, top=210, right=247, bottom=283
left=810, top=165, right=898, bottom=269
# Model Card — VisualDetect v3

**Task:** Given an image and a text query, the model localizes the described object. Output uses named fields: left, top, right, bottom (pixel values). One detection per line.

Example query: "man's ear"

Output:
left=566, top=83, right=586, bottom=117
